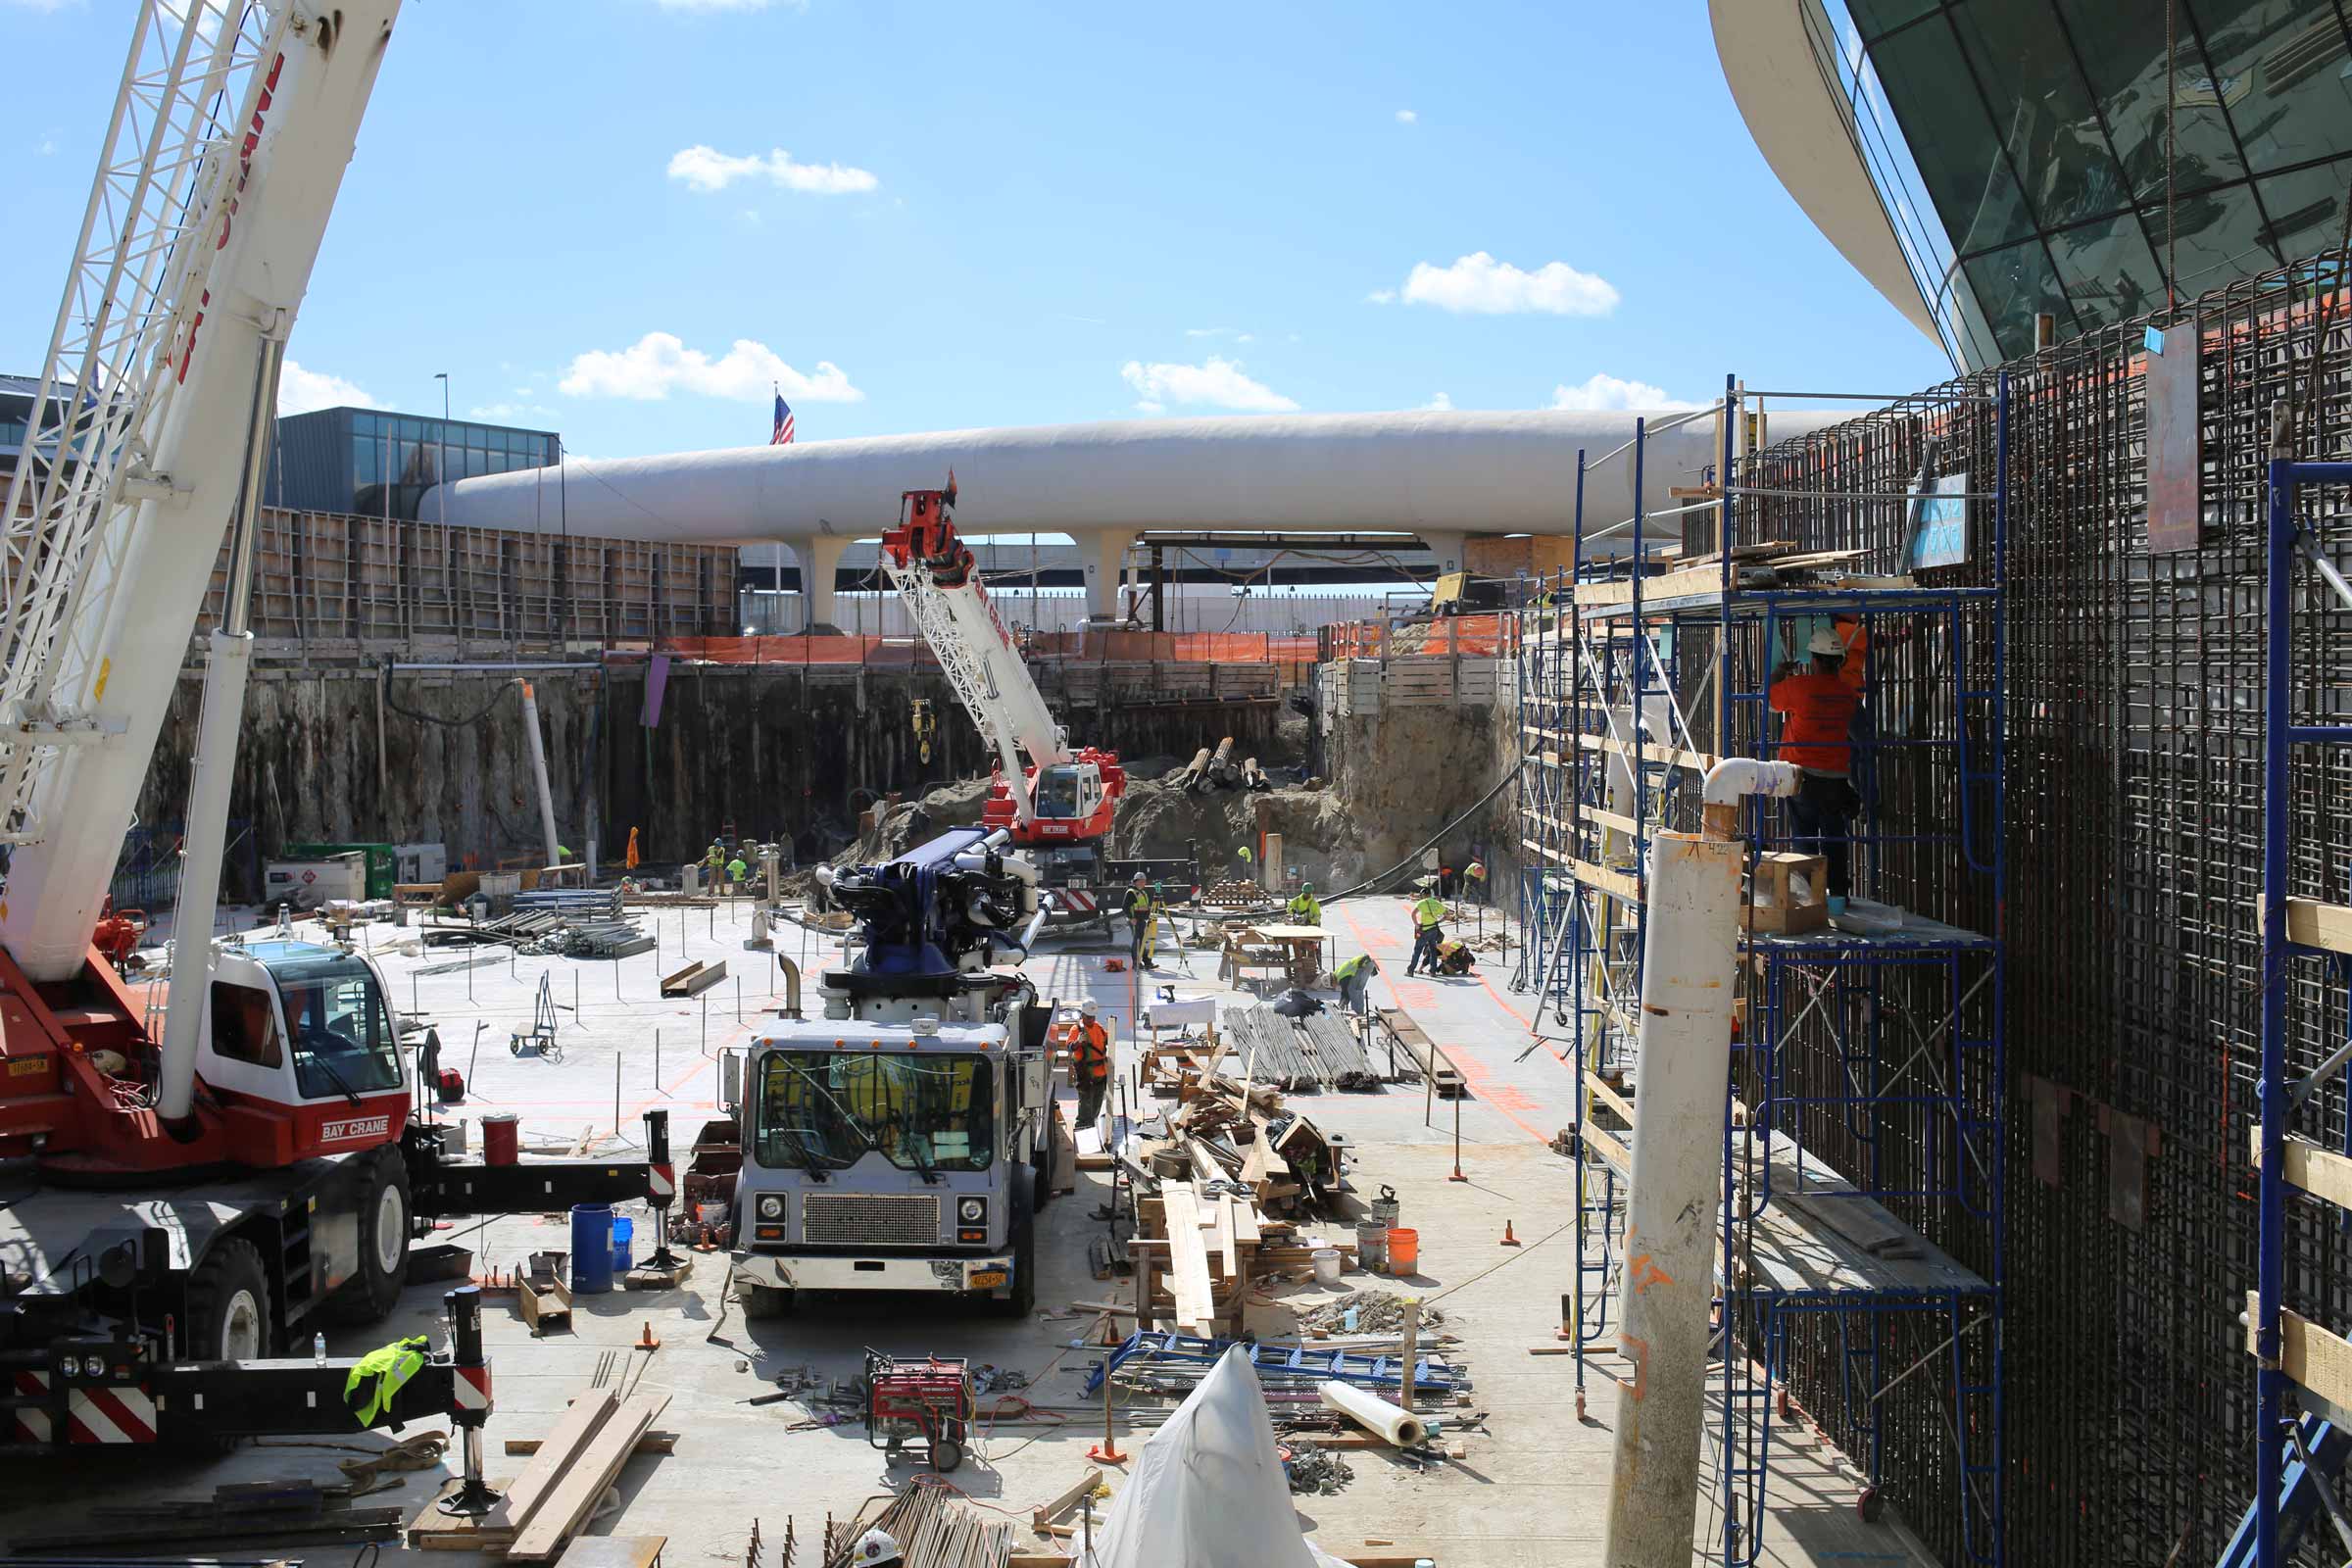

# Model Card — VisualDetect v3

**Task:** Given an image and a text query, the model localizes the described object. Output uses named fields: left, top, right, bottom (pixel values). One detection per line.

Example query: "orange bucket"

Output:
left=1386, top=1227, right=1419, bottom=1276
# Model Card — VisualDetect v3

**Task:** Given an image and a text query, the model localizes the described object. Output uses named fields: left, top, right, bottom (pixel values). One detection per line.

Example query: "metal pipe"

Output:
left=515, top=679, right=562, bottom=867
left=1602, top=759, right=1793, bottom=1565
left=156, top=333, right=283, bottom=1124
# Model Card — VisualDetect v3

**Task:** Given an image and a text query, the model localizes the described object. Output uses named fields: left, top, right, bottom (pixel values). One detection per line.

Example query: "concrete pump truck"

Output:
left=0, top=1, right=673, bottom=1489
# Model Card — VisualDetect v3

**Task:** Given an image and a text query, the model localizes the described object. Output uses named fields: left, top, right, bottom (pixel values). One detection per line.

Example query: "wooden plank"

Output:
left=1160, top=1184, right=1217, bottom=1335
left=1573, top=564, right=1729, bottom=608
left=504, top=1432, right=677, bottom=1457
left=1585, top=1123, right=1633, bottom=1174
left=1573, top=730, right=1718, bottom=772
left=1587, top=1074, right=1638, bottom=1128
left=506, top=1394, right=668, bottom=1562
left=2251, top=1127, right=2352, bottom=1210
left=491, top=1387, right=616, bottom=1540
left=2287, top=898, right=2352, bottom=955
left=2246, top=1291, right=2352, bottom=1410
left=1228, top=1192, right=1261, bottom=1246
left=1210, top=1193, right=1238, bottom=1277
left=1031, top=1467, right=1106, bottom=1533
left=1569, top=858, right=1643, bottom=906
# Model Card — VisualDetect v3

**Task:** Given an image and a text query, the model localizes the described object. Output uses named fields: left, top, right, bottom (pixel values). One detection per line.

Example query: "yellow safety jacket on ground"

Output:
left=1287, top=895, right=1321, bottom=925
left=345, top=1335, right=430, bottom=1428
left=1413, top=895, right=1447, bottom=931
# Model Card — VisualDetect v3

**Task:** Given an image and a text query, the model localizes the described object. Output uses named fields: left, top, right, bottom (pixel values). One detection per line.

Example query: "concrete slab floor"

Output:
left=0, top=895, right=1936, bottom=1567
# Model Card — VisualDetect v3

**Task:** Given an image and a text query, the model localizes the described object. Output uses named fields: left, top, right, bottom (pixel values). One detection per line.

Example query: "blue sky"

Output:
left=0, top=0, right=1951, bottom=460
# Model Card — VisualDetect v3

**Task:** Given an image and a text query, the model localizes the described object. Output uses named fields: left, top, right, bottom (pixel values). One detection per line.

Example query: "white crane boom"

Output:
left=879, top=488, right=1071, bottom=825
left=0, top=0, right=402, bottom=986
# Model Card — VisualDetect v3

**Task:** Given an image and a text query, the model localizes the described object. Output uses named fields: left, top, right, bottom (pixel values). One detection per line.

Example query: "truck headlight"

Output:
left=758, top=1195, right=785, bottom=1221
left=957, top=1197, right=987, bottom=1224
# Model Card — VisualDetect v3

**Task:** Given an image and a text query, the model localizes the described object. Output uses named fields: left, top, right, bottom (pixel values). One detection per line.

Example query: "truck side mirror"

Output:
left=719, top=1049, right=744, bottom=1114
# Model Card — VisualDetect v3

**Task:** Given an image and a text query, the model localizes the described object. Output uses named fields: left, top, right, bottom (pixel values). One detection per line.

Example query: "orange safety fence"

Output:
left=1319, top=613, right=1513, bottom=660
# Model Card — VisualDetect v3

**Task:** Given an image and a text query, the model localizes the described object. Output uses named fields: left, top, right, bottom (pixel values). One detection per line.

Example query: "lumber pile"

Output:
left=409, top=1388, right=669, bottom=1559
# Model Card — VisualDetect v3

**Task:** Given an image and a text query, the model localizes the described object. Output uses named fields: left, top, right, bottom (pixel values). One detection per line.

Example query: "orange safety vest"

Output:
left=1767, top=669, right=1860, bottom=775
left=1070, top=1020, right=1110, bottom=1081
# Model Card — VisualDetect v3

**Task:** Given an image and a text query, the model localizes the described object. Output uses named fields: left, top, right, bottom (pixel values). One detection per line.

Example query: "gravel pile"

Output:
left=1297, top=1290, right=1447, bottom=1336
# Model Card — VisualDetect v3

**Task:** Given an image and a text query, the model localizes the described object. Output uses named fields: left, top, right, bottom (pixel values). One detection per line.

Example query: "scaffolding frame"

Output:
left=1515, top=373, right=2009, bottom=1565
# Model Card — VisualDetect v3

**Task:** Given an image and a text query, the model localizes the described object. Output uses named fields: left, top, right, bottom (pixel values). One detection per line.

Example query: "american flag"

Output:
left=771, top=391, right=795, bottom=446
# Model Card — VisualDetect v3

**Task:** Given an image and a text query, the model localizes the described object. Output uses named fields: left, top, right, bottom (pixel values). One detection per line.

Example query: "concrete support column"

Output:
left=784, top=533, right=851, bottom=631
left=1418, top=529, right=1468, bottom=575
left=1079, top=528, right=1135, bottom=620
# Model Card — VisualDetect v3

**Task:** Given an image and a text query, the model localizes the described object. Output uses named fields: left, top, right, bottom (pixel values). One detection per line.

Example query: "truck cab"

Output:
left=198, top=939, right=412, bottom=1164
left=725, top=827, right=1054, bottom=1315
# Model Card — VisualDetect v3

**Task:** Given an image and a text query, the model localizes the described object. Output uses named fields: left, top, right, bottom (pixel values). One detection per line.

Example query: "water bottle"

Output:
left=313, top=1332, right=325, bottom=1365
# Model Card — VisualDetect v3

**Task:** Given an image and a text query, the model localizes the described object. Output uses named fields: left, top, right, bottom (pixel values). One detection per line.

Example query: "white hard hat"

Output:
left=1807, top=626, right=1847, bottom=658
left=1080, top=998, right=1098, bottom=1015
left=854, top=1529, right=903, bottom=1565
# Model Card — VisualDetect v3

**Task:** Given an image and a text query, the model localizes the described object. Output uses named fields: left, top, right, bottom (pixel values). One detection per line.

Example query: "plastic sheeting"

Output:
left=1082, top=1347, right=1349, bottom=1568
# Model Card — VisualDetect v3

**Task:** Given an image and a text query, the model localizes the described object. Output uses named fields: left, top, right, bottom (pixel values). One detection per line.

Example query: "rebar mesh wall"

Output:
left=1743, top=249, right=2352, bottom=1565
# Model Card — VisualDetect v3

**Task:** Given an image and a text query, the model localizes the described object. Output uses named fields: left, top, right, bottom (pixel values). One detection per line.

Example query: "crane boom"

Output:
left=0, top=0, right=402, bottom=982
left=880, top=485, right=1072, bottom=826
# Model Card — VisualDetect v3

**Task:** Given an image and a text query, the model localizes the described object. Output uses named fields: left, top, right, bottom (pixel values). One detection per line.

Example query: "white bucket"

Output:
left=1310, top=1247, right=1343, bottom=1286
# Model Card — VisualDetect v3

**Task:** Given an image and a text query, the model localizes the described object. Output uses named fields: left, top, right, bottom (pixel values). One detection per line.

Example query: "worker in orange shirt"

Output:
left=1768, top=625, right=1864, bottom=914
left=1069, top=998, right=1112, bottom=1133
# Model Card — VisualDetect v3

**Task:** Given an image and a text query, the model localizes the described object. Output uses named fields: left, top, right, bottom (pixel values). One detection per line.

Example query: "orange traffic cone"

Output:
left=637, top=1320, right=661, bottom=1350
left=1500, top=1220, right=1521, bottom=1247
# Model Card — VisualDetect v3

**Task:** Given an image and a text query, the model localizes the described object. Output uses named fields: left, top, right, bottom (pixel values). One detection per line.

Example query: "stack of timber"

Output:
left=1218, top=1005, right=1384, bottom=1092
left=826, top=1477, right=1014, bottom=1567
left=410, top=1387, right=670, bottom=1559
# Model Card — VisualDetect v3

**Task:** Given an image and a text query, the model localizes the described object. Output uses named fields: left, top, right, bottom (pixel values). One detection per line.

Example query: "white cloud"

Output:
left=1366, top=289, right=1397, bottom=305
left=277, top=360, right=379, bottom=415
left=1421, top=392, right=1454, bottom=411
left=559, top=331, right=863, bottom=404
left=1186, top=327, right=1255, bottom=344
left=1395, top=109, right=1417, bottom=123
left=1118, top=356, right=1298, bottom=414
left=1394, top=251, right=1619, bottom=316
left=666, top=144, right=876, bottom=195
left=1547, top=372, right=1702, bottom=413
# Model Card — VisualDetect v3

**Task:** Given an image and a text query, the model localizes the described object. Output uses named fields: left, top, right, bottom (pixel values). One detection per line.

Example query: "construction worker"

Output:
left=624, top=825, right=640, bottom=871
left=1123, top=873, right=1156, bottom=966
left=1334, top=952, right=1377, bottom=1014
left=851, top=1530, right=905, bottom=1568
left=726, top=852, right=749, bottom=891
left=1434, top=936, right=1474, bottom=977
left=1463, top=858, right=1488, bottom=905
left=1769, top=625, right=1865, bottom=913
left=703, top=840, right=725, bottom=876
left=1405, top=887, right=1447, bottom=977
left=1287, top=881, right=1322, bottom=926
left=1070, top=998, right=1111, bottom=1132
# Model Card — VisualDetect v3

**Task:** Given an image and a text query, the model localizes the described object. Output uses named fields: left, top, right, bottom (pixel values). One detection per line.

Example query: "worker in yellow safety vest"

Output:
left=1405, top=891, right=1447, bottom=977
left=1122, top=873, right=1156, bottom=966
left=1334, top=952, right=1377, bottom=1014
left=1069, top=998, right=1112, bottom=1131
left=1287, top=882, right=1322, bottom=926
left=345, top=1335, right=430, bottom=1428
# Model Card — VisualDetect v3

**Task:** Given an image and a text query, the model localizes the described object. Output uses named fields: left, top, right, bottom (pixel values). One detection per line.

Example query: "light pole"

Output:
left=433, top=371, right=449, bottom=532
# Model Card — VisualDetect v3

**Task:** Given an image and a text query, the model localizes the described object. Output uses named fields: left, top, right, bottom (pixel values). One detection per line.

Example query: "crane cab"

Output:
left=196, top=941, right=412, bottom=1163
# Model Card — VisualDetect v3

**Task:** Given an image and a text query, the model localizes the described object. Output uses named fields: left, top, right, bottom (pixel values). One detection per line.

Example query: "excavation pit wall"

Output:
left=150, top=662, right=1298, bottom=895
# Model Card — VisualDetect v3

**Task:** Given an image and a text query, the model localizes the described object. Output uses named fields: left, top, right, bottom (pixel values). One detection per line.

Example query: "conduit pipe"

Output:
left=1601, top=757, right=1797, bottom=1566
left=1318, top=1381, right=1427, bottom=1448
left=515, top=679, right=563, bottom=869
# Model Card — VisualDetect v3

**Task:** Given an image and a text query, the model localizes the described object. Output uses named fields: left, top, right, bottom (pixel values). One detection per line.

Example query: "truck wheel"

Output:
left=186, top=1239, right=272, bottom=1361
left=987, top=1189, right=1037, bottom=1318
left=740, top=1282, right=796, bottom=1317
left=322, top=1148, right=412, bottom=1325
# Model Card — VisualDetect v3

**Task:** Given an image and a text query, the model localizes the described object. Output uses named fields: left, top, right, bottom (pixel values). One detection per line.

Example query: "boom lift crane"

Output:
left=880, top=480, right=1129, bottom=918
left=0, top=0, right=675, bottom=1469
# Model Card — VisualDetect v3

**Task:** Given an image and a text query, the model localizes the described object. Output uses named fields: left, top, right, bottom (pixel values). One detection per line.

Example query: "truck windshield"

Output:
left=275, top=966, right=402, bottom=1101
left=754, top=1051, right=995, bottom=1173
left=1035, top=765, right=1080, bottom=818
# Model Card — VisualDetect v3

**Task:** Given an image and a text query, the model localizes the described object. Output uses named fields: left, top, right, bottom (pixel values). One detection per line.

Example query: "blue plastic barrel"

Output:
left=610, top=1214, right=634, bottom=1276
left=570, top=1204, right=614, bottom=1295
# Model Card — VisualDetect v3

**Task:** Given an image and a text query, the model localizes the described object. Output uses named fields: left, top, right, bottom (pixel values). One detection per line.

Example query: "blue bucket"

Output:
left=611, top=1214, right=635, bottom=1276
left=570, top=1203, right=614, bottom=1295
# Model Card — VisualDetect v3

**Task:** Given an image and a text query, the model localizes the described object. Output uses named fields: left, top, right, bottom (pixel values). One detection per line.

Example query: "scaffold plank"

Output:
left=2285, top=898, right=2352, bottom=954
left=1572, top=564, right=1728, bottom=607
left=1572, top=731, right=1718, bottom=772
left=1568, top=858, right=1642, bottom=905
left=2245, top=1294, right=2352, bottom=1413
left=2251, top=1129, right=2352, bottom=1212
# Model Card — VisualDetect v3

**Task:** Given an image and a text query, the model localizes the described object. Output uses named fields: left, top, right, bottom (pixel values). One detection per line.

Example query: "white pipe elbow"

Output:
left=1701, top=758, right=1801, bottom=806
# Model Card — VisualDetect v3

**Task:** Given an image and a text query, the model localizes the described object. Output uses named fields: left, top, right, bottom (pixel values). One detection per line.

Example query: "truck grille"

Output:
left=802, top=1194, right=940, bottom=1247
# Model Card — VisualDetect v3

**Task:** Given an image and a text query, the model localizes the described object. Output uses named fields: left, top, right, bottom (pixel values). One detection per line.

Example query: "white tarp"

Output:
left=1081, top=1347, right=1348, bottom=1568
